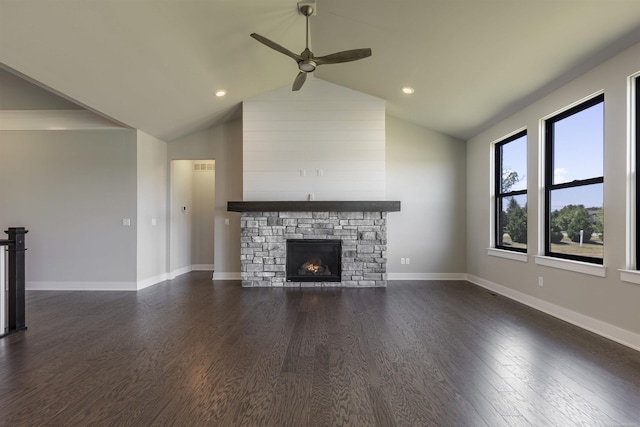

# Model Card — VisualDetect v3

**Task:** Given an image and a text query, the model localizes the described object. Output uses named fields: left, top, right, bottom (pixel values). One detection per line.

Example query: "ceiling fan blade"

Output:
left=250, top=33, right=302, bottom=62
left=315, top=48, right=372, bottom=65
left=292, top=72, right=307, bottom=91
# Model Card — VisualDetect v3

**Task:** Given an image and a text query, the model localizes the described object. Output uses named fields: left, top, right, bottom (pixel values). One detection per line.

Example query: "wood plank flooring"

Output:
left=1, top=272, right=639, bottom=426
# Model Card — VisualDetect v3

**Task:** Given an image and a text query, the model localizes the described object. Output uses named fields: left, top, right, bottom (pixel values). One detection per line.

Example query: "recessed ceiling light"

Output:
left=215, top=90, right=227, bottom=97
left=401, top=86, right=415, bottom=94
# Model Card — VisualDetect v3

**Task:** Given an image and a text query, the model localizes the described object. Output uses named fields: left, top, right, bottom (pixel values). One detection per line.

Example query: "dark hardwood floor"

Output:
left=1, top=272, right=639, bottom=426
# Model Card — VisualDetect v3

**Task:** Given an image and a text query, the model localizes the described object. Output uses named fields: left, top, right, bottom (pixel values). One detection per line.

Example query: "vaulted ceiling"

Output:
left=1, top=0, right=640, bottom=142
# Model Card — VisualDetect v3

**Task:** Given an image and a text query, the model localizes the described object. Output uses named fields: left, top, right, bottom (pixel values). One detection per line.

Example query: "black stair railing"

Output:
left=0, top=227, right=28, bottom=338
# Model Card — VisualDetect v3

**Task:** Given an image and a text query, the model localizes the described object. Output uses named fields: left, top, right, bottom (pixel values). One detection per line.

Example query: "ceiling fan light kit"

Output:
left=250, top=0, right=372, bottom=91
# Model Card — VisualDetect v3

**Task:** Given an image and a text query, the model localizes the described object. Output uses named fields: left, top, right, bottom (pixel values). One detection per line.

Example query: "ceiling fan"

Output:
left=250, top=1, right=372, bottom=91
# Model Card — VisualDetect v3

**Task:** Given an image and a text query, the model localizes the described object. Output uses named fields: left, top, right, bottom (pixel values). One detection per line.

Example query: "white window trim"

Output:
left=487, top=248, right=528, bottom=262
left=626, top=72, right=639, bottom=271
left=537, top=117, right=546, bottom=257
left=620, top=269, right=640, bottom=285
left=534, top=255, right=606, bottom=277
left=489, top=138, right=496, bottom=248
left=620, top=73, right=640, bottom=285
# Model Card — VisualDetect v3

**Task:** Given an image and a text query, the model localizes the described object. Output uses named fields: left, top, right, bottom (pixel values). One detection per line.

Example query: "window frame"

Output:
left=494, top=130, right=528, bottom=253
left=544, top=93, right=604, bottom=265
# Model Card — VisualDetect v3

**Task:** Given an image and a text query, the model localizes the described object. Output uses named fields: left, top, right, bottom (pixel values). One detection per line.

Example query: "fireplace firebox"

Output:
left=286, top=239, right=342, bottom=282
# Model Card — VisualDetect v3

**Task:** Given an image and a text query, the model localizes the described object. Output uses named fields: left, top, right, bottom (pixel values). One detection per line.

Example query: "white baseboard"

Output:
left=212, top=272, right=241, bottom=280
left=192, top=264, right=215, bottom=271
left=26, top=281, right=138, bottom=291
left=387, top=272, right=466, bottom=281
left=170, top=264, right=214, bottom=279
left=466, top=274, right=640, bottom=352
left=169, top=265, right=192, bottom=279
left=138, top=266, right=211, bottom=289
left=136, top=273, right=170, bottom=290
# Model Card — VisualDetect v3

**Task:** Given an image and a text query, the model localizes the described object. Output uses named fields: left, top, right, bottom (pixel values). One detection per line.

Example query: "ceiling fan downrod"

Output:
left=298, top=7, right=317, bottom=73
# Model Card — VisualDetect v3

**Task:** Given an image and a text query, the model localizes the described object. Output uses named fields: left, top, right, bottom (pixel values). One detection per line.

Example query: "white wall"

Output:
left=0, top=129, right=139, bottom=290
left=386, top=116, right=467, bottom=279
left=466, top=41, right=640, bottom=348
left=242, top=78, right=386, bottom=201
left=136, top=130, right=168, bottom=288
left=168, top=120, right=242, bottom=279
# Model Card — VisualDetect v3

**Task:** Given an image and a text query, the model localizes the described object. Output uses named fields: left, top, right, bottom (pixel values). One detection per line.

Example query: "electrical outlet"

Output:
left=400, top=258, right=406, bottom=265
left=406, top=258, right=410, bottom=265
left=122, top=218, right=131, bottom=226
left=538, top=276, right=544, bottom=287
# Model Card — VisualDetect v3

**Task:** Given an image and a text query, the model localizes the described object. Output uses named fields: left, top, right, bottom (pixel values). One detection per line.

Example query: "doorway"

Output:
left=169, top=160, right=215, bottom=277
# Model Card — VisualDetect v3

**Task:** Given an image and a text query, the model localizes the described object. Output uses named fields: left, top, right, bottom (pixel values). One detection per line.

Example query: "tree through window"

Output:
left=495, top=130, right=527, bottom=252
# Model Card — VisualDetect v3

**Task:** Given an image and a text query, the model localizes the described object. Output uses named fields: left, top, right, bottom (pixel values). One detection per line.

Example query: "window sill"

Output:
left=619, top=269, right=640, bottom=285
left=487, top=248, right=528, bottom=263
left=534, top=256, right=606, bottom=277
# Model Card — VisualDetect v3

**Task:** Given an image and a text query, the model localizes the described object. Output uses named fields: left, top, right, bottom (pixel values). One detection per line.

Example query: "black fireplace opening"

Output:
left=286, top=239, right=342, bottom=282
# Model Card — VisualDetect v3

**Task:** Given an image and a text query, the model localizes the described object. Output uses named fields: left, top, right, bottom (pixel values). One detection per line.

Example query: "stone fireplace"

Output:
left=228, top=201, right=400, bottom=287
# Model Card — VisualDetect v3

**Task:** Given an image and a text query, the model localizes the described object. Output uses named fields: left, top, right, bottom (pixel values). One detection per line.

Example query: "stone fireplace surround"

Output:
left=228, top=201, right=401, bottom=287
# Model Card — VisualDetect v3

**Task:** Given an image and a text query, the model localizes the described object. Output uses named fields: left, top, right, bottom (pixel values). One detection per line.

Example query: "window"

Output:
left=495, top=130, right=527, bottom=252
left=545, top=94, right=604, bottom=264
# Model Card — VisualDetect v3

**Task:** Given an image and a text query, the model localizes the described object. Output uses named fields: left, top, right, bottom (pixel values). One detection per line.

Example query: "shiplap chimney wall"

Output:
left=242, top=78, right=386, bottom=201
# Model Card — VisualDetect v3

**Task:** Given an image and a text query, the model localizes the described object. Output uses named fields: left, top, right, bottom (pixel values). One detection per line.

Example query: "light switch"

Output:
left=122, top=218, right=131, bottom=226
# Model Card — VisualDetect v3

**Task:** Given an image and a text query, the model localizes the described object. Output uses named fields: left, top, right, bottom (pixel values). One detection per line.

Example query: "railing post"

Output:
left=6, top=227, right=28, bottom=334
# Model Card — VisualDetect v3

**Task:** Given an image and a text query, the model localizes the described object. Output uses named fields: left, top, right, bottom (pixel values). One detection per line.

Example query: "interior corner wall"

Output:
left=136, top=130, right=168, bottom=288
left=0, top=129, right=138, bottom=290
left=385, top=116, right=467, bottom=279
left=168, top=119, right=242, bottom=279
left=466, top=41, right=640, bottom=343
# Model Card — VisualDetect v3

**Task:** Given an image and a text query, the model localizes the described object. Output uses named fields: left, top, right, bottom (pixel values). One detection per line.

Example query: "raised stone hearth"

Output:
left=228, top=201, right=400, bottom=287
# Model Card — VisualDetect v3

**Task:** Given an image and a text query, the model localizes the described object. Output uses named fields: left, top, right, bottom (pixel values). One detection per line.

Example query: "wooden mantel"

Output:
left=227, top=201, right=401, bottom=213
